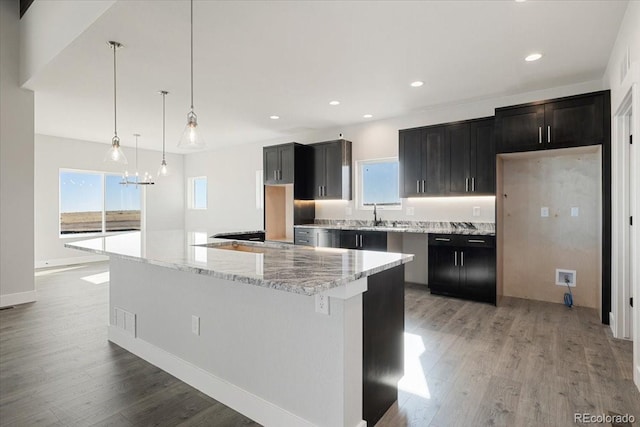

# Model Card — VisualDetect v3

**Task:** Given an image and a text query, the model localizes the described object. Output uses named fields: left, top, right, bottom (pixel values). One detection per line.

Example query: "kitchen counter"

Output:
left=65, top=229, right=411, bottom=426
left=65, top=230, right=413, bottom=296
left=295, top=220, right=495, bottom=236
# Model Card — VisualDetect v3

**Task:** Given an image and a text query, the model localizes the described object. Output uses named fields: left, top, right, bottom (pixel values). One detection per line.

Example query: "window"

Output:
left=190, top=177, right=208, bottom=209
left=358, top=158, right=401, bottom=209
left=59, top=170, right=141, bottom=235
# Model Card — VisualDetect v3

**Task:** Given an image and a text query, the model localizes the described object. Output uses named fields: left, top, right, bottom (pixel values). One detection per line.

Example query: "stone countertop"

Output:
left=294, top=220, right=495, bottom=236
left=65, top=230, right=413, bottom=296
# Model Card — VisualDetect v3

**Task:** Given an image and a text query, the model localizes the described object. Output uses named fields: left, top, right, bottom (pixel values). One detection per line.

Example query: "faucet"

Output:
left=373, top=204, right=382, bottom=226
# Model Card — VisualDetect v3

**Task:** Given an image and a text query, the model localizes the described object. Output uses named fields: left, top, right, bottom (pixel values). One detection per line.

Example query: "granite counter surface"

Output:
left=65, top=230, right=413, bottom=296
left=294, top=220, right=495, bottom=236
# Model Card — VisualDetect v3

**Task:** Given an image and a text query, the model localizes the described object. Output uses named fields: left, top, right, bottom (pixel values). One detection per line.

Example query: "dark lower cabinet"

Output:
left=428, top=234, right=496, bottom=304
left=340, top=230, right=387, bottom=251
left=294, top=227, right=340, bottom=248
left=363, top=264, right=404, bottom=426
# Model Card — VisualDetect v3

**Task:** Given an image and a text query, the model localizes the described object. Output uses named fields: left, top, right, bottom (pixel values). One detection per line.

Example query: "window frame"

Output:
left=189, top=176, right=208, bottom=210
left=58, top=168, right=143, bottom=238
left=356, top=157, right=402, bottom=211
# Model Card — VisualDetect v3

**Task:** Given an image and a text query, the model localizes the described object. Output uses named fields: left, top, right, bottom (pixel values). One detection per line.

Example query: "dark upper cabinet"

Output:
left=312, top=139, right=352, bottom=200
left=447, top=124, right=471, bottom=194
left=400, top=118, right=495, bottom=197
left=399, top=128, right=424, bottom=197
left=496, top=91, right=609, bottom=153
left=424, top=127, right=447, bottom=195
left=264, top=144, right=294, bottom=184
left=398, top=126, right=446, bottom=197
left=470, top=118, right=496, bottom=194
left=263, top=142, right=314, bottom=199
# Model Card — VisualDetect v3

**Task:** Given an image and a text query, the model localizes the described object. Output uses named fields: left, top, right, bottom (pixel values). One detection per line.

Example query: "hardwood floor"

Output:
left=0, top=262, right=258, bottom=427
left=1, top=264, right=638, bottom=426
left=377, top=283, right=640, bottom=427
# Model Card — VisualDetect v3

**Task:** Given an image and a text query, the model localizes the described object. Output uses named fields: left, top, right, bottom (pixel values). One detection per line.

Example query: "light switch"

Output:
left=472, top=207, right=481, bottom=217
left=571, top=207, right=579, bottom=217
left=346, top=207, right=352, bottom=216
left=541, top=207, right=549, bottom=217
left=406, top=207, right=415, bottom=216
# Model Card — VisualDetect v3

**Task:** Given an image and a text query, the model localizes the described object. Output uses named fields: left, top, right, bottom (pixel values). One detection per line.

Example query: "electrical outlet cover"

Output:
left=541, top=207, right=549, bottom=217
left=571, top=207, right=579, bottom=217
left=315, top=293, right=329, bottom=315
left=191, top=315, right=200, bottom=335
left=472, top=207, right=481, bottom=217
left=406, top=207, right=415, bottom=216
left=346, top=207, right=353, bottom=216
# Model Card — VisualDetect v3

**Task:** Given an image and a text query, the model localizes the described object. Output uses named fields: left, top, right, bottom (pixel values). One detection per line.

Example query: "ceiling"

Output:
left=28, top=0, right=628, bottom=153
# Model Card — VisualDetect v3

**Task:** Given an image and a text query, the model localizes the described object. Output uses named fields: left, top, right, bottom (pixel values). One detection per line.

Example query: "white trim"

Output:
left=0, top=290, right=37, bottom=307
left=35, top=255, right=107, bottom=269
left=108, top=326, right=321, bottom=427
left=188, top=176, right=208, bottom=210
left=355, top=421, right=367, bottom=427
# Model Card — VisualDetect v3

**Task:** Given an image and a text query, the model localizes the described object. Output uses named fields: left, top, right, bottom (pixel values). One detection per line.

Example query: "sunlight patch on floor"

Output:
left=81, top=271, right=110, bottom=285
left=397, top=332, right=431, bottom=399
left=35, top=265, right=84, bottom=276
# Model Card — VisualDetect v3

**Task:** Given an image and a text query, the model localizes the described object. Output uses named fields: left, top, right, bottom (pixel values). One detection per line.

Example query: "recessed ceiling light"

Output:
left=269, top=115, right=280, bottom=120
left=525, top=53, right=543, bottom=62
left=329, top=100, right=340, bottom=106
left=410, top=81, right=424, bottom=87
left=515, top=0, right=526, bottom=3
left=363, top=114, right=373, bottom=119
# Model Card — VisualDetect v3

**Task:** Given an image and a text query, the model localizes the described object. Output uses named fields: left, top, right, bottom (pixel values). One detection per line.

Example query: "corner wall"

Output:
left=0, top=0, right=36, bottom=307
left=34, top=134, right=185, bottom=267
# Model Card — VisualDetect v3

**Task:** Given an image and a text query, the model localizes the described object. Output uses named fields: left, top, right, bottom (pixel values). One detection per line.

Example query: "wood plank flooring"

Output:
left=1, top=264, right=638, bottom=426
left=377, top=283, right=640, bottom=427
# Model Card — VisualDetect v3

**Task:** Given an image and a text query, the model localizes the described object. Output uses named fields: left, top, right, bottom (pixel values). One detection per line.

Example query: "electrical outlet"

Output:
left=472, top=207, right=481, bottom=217
left=406, top=207, right=415, bottom=216
left=571, top=207, right=579, bottom=217
left=315, top=294, right=329, bottom=315
left=541, top=207, right=549, bottom=217
left=346, top=207, right=353, bottom=216
left=191, top=315, right=200, bottom=335
left=555, top=269, right=576, bottom=287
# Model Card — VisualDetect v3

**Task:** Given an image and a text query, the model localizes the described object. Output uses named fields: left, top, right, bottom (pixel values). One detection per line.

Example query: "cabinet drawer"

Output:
left=428, top=234, right=461, bottom=246
left=460, top=235, right=495, bottom=248
left=294, top=228, right=316, bottom=246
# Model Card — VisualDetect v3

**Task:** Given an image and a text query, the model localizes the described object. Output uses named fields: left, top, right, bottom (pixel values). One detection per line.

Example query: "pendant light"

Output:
left=104, top=41, right=128, bottom=165
left=121, top=134, right=154, bottom=186
left=177, top=0, right=206, bottom=149
left=158, top=90, right=169, bottom=177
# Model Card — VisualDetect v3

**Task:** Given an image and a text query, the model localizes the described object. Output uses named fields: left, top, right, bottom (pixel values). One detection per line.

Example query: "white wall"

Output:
left=602, top=0, right=640, bottom=389
left=184, top=140, right=264, bottom=233
left=0, top=0, right=36, bottom=307
left=35, top=134, right=185, bottom=267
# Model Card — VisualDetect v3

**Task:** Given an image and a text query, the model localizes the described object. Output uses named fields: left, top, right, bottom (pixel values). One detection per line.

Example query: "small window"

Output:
left=190, top=177, right=208, bottom=209
left=358, top=158, right=401, bottom=210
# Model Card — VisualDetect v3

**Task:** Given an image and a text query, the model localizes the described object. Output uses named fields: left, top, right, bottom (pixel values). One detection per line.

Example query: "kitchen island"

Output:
left=66, top=230, right=413, bottom=427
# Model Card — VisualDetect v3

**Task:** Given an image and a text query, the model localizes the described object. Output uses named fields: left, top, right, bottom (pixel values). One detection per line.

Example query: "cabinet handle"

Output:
left=472, top=177, right=475, bottom=192
left=417, top=180, right=420, bottom=193
left=468, top=239, right=485, bottom=243
left=435, top=238, right=450, bottom=242
left=465, top=178, right=469, bottom=192
left=547, top=125, right=551, bottom=143
left=360, top=235, right=363, bottom=248
left=318, top=186, right=322, bottom=196
left=299, top=239, right=309, bottom=243
left=461, top=251, right=464, bottom=267
left=422, top=180, right=426, bottom=193
left=274, top=170, right=277, bottom=180
left=355, top=234, right=358, bottom=247
left=538, top=127, right=542, bottom=144
left=454, top=251, right=458, bottom=266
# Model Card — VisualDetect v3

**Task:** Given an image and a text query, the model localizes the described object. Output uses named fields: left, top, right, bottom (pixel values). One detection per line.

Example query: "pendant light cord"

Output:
left=190, top=0, right=194, bottom=111
left=162, top=93, right=167, bottom=161
left=113, top=44, right=118, bottom=138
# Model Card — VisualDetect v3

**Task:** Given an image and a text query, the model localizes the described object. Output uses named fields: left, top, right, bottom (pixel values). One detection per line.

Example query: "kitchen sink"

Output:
left=210, top=242, right=269, bottom=254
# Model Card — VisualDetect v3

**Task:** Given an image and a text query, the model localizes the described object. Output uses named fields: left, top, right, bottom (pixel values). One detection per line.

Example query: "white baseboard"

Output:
left=0, top=290, right=37, bottom=308
left=609, top=312, right=616, bottom=337
left=355, top=421, right=367, bottom=427
left=108, top=326, right=318, bottom=427
left=35, top=255, right=107, bottom=269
